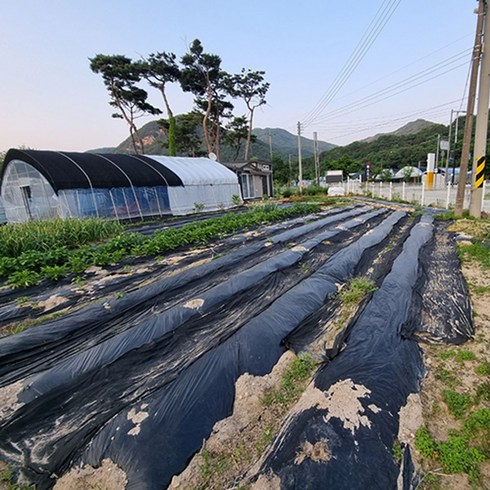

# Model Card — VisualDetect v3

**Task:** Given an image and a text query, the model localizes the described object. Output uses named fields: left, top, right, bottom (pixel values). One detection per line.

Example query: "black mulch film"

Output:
left=0, top=208, right=474, bottom=489
left=249, top=215, right=473, bottom=490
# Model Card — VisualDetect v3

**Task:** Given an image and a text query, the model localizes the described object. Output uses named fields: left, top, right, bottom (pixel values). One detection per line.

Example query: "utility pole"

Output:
left=288, top=154, right=292, bottom=187
left=313, top=131, right=319, bottom=186
left=435, top=134, right=440, bottom=171
left=470, top=1, right=490, bottom=217
left=455, top=0, right=485, bottom=216
left=445, top=110, right=454, bottom=184
left=297, top=122, right=303, bottom=192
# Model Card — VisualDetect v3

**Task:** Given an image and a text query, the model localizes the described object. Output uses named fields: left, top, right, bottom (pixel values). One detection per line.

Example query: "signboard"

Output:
left=440, top=140, right=449, bottom=151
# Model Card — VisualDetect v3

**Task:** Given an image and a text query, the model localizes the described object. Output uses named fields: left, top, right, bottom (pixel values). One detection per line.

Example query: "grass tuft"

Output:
left=340, top=277, right=378, bottom=306
left=262, top=353, right=317, bottom=407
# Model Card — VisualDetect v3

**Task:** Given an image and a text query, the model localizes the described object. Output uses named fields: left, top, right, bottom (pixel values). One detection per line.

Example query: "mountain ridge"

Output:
left=87, top=120, right=336, bottom=160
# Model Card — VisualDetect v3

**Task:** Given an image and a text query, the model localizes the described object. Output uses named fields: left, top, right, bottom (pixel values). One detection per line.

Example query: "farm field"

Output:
left=0, top=200, right=487, bottom=490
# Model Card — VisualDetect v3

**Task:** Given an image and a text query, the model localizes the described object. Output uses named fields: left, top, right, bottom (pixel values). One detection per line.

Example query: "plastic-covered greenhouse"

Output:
left=0, top=149, right=242, bottom=223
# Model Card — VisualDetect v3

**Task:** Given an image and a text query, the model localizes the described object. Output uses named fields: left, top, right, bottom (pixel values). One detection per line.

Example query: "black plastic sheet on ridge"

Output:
left=252, top=215, right=437, bottom=489
left=0, top=205, right=372, bottom=384
left=0, top=210, right=405, bottom=489
left=401, top=222, right=474, bottom=343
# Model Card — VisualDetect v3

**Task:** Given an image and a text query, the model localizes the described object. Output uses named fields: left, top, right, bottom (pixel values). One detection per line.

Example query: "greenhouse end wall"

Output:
left=1, top=159, right=59, bottom=223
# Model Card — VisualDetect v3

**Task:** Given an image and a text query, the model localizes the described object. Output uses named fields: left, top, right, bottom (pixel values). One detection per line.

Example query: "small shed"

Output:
left=325, top=170, right=344, bottom=184
left=223, top=160, right=273, bottom=200
left=0, top=149, right=242, bottom=223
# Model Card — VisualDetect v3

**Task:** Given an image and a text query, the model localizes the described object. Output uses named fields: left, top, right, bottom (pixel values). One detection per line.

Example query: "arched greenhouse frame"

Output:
left=0, top=150, right=242, bottom=223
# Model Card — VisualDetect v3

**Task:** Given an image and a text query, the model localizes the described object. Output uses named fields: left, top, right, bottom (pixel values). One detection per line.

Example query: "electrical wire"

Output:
left=310, top=50, right=470, bottom=124
left=314, top=98, right=467, bottom=143
left=301, top=0, right=403, bottom=128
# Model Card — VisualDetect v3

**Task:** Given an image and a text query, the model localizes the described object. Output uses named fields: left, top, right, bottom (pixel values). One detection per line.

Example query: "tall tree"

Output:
left=230, top=69, right=269, bottom=160
left=140, top=52, right=180, bottom=156
left=90, top=54, right=161, bottom=153
left=158, top=111, right=205, bottom=157
left=223, top=115, right=251, bottom=160
left=195, top=91, right=233, bottom=160
left=180, top=39, right=228, bottom=156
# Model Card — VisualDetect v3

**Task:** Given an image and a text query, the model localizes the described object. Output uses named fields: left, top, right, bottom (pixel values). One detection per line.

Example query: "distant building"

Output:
left=223, top=159, right=273, bottom=200
left=325, top=170, right=343, bottom=184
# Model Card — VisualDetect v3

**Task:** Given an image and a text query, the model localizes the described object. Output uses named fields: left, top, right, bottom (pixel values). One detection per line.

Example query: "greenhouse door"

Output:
left=20, top=185, right=33, bottom=220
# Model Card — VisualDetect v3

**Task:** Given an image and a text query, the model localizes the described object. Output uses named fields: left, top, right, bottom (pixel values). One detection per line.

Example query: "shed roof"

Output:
left=2, top=149, right=184, bottom=192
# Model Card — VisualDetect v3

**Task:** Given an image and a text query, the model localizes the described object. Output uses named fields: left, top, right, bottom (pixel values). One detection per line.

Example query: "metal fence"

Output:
left=341, top=178, right=490, bottom=212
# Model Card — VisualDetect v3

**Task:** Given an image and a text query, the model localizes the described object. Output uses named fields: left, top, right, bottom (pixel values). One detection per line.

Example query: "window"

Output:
left=241, top=174, right=254, bottom=199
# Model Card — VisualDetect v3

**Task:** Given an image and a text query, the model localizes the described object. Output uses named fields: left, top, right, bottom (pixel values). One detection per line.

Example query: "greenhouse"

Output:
left=0, top=149, right=242, bottom=223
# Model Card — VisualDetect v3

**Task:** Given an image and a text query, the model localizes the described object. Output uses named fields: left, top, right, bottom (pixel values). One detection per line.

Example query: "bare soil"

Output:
left=412, top=259, right=490, bottom=489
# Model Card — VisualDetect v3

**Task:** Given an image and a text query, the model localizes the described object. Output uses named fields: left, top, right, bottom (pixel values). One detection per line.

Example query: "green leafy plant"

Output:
left=415, top=427, right=438, bottom=458
left=340, top=277, right=378, bottom=306
left=437, top=434, right=485, bottom=479
left=232, top=194, right=241, bottom=206
left=454, top=350, right=477, bottom=363
left=442, top=390, right=474, bottom=419
left=462, top=408, right=490, bottom=457
left=0, top=203, right=321, bottom=289
left=6, top=270, right=41, bottom=289
left=40, top=265, right=67, bottom=282
left=475, top=361, right=490, bottom=376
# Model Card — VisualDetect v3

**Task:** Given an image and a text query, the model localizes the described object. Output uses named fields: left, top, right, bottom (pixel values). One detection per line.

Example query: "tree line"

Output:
left=90, top=39, right=269, bottom=160
left=272, top=121, right=460, bottom=185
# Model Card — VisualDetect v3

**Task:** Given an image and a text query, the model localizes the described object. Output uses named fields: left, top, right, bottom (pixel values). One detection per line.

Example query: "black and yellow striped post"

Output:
left=475, top=155, right=486, bottom=189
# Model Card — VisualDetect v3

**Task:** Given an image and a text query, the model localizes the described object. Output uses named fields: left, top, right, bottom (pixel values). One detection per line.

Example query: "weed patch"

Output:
left=475, top=381, right=490, bottom=402
left=0, top=464, right=33, bottom=490
left=415, top=426, right=487, bottom=483
left=262, top=353, right=316, bottom=407
left=475, top=361, right=490, bottom=376
left=340, top=277, right=377, bottom=306
left=435, top=368, right=459, bottom=388
left=454, top=349, right=477, bottom=363
left=392, top=439, right=403, bottom=464
left=442, top=390, right=474, bottom=419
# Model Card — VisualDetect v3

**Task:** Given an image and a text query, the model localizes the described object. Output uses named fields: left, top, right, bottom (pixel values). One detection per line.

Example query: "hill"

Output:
left=363, top=119, right=435, bottom=143
left=89, top=119, right=335, bottom=161
left=271, top=119, right=451, bottom=185
left=252, top=128, right=336, bottom=157
left=322, top=119, right=448, bottom=168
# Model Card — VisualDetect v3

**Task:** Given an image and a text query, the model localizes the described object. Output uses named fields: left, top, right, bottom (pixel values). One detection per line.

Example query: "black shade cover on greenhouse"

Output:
left=1, top=150, right=184, bottom=192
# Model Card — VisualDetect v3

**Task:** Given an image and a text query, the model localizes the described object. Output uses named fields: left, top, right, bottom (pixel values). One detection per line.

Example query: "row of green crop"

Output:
left=0, top=203, right=320, bottom=288
left=0, top=218, right=123, bottom=258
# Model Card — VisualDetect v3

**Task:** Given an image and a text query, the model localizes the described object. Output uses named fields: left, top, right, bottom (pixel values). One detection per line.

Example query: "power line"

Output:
left=310, top=50, right=470, bottom=124
left=302, top=0, right=402, bottom=128
left=312, top=98, right=467, bottom=143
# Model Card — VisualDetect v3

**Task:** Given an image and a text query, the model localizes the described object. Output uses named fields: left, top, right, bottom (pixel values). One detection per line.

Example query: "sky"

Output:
left=0, top=0, right=479, bottom=153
